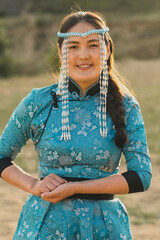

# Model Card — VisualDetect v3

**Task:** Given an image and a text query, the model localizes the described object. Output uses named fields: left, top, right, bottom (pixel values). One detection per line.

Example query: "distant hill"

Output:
left=0, top=0, right=160, bottom=16
left=0, top=0, right=159, bottom=76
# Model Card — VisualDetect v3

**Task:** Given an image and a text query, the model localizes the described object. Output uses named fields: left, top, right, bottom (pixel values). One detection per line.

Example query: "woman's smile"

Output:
left=77, top=64, right=93, bottom=70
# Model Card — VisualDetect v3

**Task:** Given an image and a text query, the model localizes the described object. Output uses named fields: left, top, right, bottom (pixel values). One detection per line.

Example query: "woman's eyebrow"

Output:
left=88, top=39, right=99, bottom=43
left=69, top=41, right=80, bottom=44
left=69, top=39, right=99, bottom=44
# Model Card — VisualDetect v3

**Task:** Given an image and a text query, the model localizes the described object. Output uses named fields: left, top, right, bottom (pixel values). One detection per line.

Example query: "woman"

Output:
left=0, top=11, right=151, bottom=239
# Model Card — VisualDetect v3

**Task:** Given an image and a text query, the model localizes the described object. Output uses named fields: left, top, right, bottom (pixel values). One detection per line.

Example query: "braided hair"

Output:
left=106, top=37, right=128, bottom=149
left=107, top=74, right=128, bottom=148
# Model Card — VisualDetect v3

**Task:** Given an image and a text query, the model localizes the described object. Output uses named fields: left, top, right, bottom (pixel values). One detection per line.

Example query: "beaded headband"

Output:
left=57, top=27, right=109, bottom=38
left=57, top=27, right=109, bottom=141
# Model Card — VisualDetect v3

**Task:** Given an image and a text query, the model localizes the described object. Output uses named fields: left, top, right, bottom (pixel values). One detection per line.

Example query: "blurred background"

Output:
left=0, top=0, right=159, bottom=76
left=0, top=0, right=160, bottom=239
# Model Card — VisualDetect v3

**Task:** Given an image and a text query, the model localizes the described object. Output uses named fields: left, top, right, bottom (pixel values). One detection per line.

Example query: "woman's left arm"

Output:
left=41, top=174, right=129, bottom=203
left=121, top=96, right=152, bottom=193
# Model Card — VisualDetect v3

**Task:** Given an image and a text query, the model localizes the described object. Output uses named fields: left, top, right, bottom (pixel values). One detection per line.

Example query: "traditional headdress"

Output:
left=57, top=27, right=109, bottom=141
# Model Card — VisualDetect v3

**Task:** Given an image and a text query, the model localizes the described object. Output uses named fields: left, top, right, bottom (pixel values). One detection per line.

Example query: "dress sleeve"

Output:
left=0, top=89, right=36, bottom=176
left=122, top=96, right=152, bottom=193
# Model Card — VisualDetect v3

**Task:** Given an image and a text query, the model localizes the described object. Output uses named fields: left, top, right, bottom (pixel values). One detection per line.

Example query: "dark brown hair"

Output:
left=58, top=11, right=130, bottom=149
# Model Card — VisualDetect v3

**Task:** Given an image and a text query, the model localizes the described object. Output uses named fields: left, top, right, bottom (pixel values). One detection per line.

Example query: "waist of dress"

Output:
left=40, top=176, right=114, bottom=200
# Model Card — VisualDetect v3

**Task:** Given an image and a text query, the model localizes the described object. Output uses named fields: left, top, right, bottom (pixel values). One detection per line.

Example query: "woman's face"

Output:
left=59, top=22, right=110, bottom=91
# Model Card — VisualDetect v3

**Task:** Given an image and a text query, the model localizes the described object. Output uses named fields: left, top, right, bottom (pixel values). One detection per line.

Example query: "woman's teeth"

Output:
left=78, top=64, right=92, bottom=68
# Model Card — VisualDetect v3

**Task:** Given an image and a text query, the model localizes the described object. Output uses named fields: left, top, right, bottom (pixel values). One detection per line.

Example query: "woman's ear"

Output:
left=106, top=42, right=111, bottom=60
left=57, top=44, right=63, bottom=63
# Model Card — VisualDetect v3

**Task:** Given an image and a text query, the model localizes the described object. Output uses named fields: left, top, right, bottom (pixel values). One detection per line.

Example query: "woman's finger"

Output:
left=41, top=190, right=58, bottom=199
left=40, top=185, right=51, bottom=193
left=44, top=178, right=63, bottom=188
left=48, top=174, right=67, bottom=184
left=40, top=182, right=57, bottom=192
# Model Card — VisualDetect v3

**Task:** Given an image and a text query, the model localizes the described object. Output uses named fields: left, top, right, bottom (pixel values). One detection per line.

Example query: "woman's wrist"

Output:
left=29, top=178, right=41, bottom=196
left=71, top=181, right=82, bottom=194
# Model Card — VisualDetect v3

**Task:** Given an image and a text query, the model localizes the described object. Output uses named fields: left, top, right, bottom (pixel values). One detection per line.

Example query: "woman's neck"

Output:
left=80, top=88, right=87, bottom=97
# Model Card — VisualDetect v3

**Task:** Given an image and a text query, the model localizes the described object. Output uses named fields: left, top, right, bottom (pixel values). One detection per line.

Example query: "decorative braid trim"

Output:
left=99, top=34, right=109, bottom=138
left=57, top=27, right=109, bottom=38
left=60, top=38, right=71, bottom=141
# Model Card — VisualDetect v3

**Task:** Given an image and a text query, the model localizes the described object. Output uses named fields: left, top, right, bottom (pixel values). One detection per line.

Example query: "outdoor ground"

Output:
left=0, top=59, right=160, bottom=239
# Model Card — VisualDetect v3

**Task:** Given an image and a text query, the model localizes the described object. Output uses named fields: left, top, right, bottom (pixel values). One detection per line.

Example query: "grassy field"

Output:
left=0, top=58, right=160, bottom=239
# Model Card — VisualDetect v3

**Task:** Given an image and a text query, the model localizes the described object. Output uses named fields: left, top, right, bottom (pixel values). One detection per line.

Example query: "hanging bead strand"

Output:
left=99, top=34, right=103, bottom=136
left=99, top=34, right=108, bottom=138
left=60, top=38, right=71, bottom=141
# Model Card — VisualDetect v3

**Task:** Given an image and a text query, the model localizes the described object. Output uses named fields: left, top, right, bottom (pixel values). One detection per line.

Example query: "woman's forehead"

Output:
left=68, top=34, right=100, bottom=43
left=67, top=22, right=96, bottom=33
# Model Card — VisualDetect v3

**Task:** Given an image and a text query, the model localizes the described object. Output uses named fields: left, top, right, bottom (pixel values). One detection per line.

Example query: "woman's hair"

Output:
left=57, top=11, right=132, bottom=149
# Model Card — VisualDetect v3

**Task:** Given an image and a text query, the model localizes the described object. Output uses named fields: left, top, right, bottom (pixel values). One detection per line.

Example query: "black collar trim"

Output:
left=68, top=78, right=100, bottom=97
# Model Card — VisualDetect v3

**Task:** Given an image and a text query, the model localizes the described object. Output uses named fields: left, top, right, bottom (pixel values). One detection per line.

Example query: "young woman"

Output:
left=0, top=11, right=151, bottom=239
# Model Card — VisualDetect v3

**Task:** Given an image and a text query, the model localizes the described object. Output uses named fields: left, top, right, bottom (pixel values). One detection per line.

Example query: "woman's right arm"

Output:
left=1, top=165, right=67, bottom=196
left=1, top=164, right=42, bottom=195
left=0, top=89, right=66, bottom=196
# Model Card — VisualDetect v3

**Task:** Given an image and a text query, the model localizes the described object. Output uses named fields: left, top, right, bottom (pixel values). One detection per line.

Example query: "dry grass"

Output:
left=0, top=59, right=160, bottom=239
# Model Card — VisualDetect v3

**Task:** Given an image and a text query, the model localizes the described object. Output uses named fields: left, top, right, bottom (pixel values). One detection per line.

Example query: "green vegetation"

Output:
left=0, top=22, right=13, bottom=77
left=0, top=13, right=159, bottom=76
left=0, top=0, right=160, bottom=16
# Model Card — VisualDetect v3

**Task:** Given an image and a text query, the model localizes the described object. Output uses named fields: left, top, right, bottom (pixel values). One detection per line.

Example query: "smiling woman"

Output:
left=0, top=11, right=151, bottom=240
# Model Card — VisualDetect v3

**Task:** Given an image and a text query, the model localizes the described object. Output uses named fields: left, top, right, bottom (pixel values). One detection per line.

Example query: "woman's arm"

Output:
left=73, top=174, right=129, bottom=194
left=1, top=165, right=41, bottom=195
left=41, top=174, right=129, bottom=203
left=1, top=164, right=67, bottom=196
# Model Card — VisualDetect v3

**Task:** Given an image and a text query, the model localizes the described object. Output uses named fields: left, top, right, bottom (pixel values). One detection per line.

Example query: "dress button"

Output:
left=72, top=92, right=79, bottom=98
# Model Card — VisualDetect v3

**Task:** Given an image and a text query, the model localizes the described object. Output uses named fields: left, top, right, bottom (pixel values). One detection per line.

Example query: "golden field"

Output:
left=0, top=58, right=160, bottom=239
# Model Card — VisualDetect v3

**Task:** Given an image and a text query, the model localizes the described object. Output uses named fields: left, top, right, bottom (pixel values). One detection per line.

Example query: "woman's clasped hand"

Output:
left=31, top=174, right=75, bottom=203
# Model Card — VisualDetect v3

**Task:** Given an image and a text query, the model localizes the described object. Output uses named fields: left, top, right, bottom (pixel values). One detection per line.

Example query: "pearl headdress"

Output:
left=57, top=27, right=109, bottom=141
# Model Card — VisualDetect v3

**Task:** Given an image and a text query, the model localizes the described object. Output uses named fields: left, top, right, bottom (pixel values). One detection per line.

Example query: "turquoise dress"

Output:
left=0, top=80, right=151, bottom=240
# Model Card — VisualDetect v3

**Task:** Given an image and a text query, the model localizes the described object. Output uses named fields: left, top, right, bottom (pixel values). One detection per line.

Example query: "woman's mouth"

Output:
left=77, top=64, right=93, bottom=70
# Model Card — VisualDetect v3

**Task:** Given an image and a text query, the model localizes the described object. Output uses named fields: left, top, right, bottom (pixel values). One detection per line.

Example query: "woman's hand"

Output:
left=31, top=174, right=67, bottom=196
left=41, top=182, right=76, bottom=203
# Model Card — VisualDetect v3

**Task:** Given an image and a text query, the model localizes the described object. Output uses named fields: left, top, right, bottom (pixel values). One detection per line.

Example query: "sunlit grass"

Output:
left=127, top=205, right=159, bottom=225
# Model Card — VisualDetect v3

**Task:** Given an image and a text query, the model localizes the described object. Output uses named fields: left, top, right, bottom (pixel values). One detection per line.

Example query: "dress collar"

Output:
left=68, top=78, right=100, bottom=98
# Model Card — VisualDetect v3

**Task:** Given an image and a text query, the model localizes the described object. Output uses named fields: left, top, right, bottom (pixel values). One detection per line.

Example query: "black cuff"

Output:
left=0, top=157, right=14, bottom=177
left=122, top=170, right=144, bottom=193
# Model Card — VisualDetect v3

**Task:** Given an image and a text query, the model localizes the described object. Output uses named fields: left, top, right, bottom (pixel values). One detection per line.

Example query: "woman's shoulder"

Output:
left=31, top=82, right=58, bottom=97
left=122, top=92, right=139, bottom=108
left=122, top=92, right=142, bottom=120
left=25, top=83, right=58, bottom=103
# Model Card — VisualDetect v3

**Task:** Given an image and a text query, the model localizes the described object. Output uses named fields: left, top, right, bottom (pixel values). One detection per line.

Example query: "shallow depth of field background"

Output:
left=0, top=0, right=160, bottom=239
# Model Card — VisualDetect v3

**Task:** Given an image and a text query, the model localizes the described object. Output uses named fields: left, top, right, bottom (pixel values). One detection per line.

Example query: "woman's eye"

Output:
left=89, top=44, right=99, bottom=48
left=69, top=45, right=78, bottom=49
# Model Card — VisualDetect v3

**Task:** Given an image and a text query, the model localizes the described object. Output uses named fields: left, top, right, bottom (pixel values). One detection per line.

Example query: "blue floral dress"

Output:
left=0, top=80, right=151, bottom=240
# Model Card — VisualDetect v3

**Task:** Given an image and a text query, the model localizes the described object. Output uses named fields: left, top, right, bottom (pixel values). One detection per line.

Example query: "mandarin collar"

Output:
left=68, top=78, right=100, bottom=98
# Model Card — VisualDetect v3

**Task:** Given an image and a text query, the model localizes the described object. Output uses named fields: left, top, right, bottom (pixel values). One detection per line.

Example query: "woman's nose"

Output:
left=79, top=47, right=89, bottom=59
